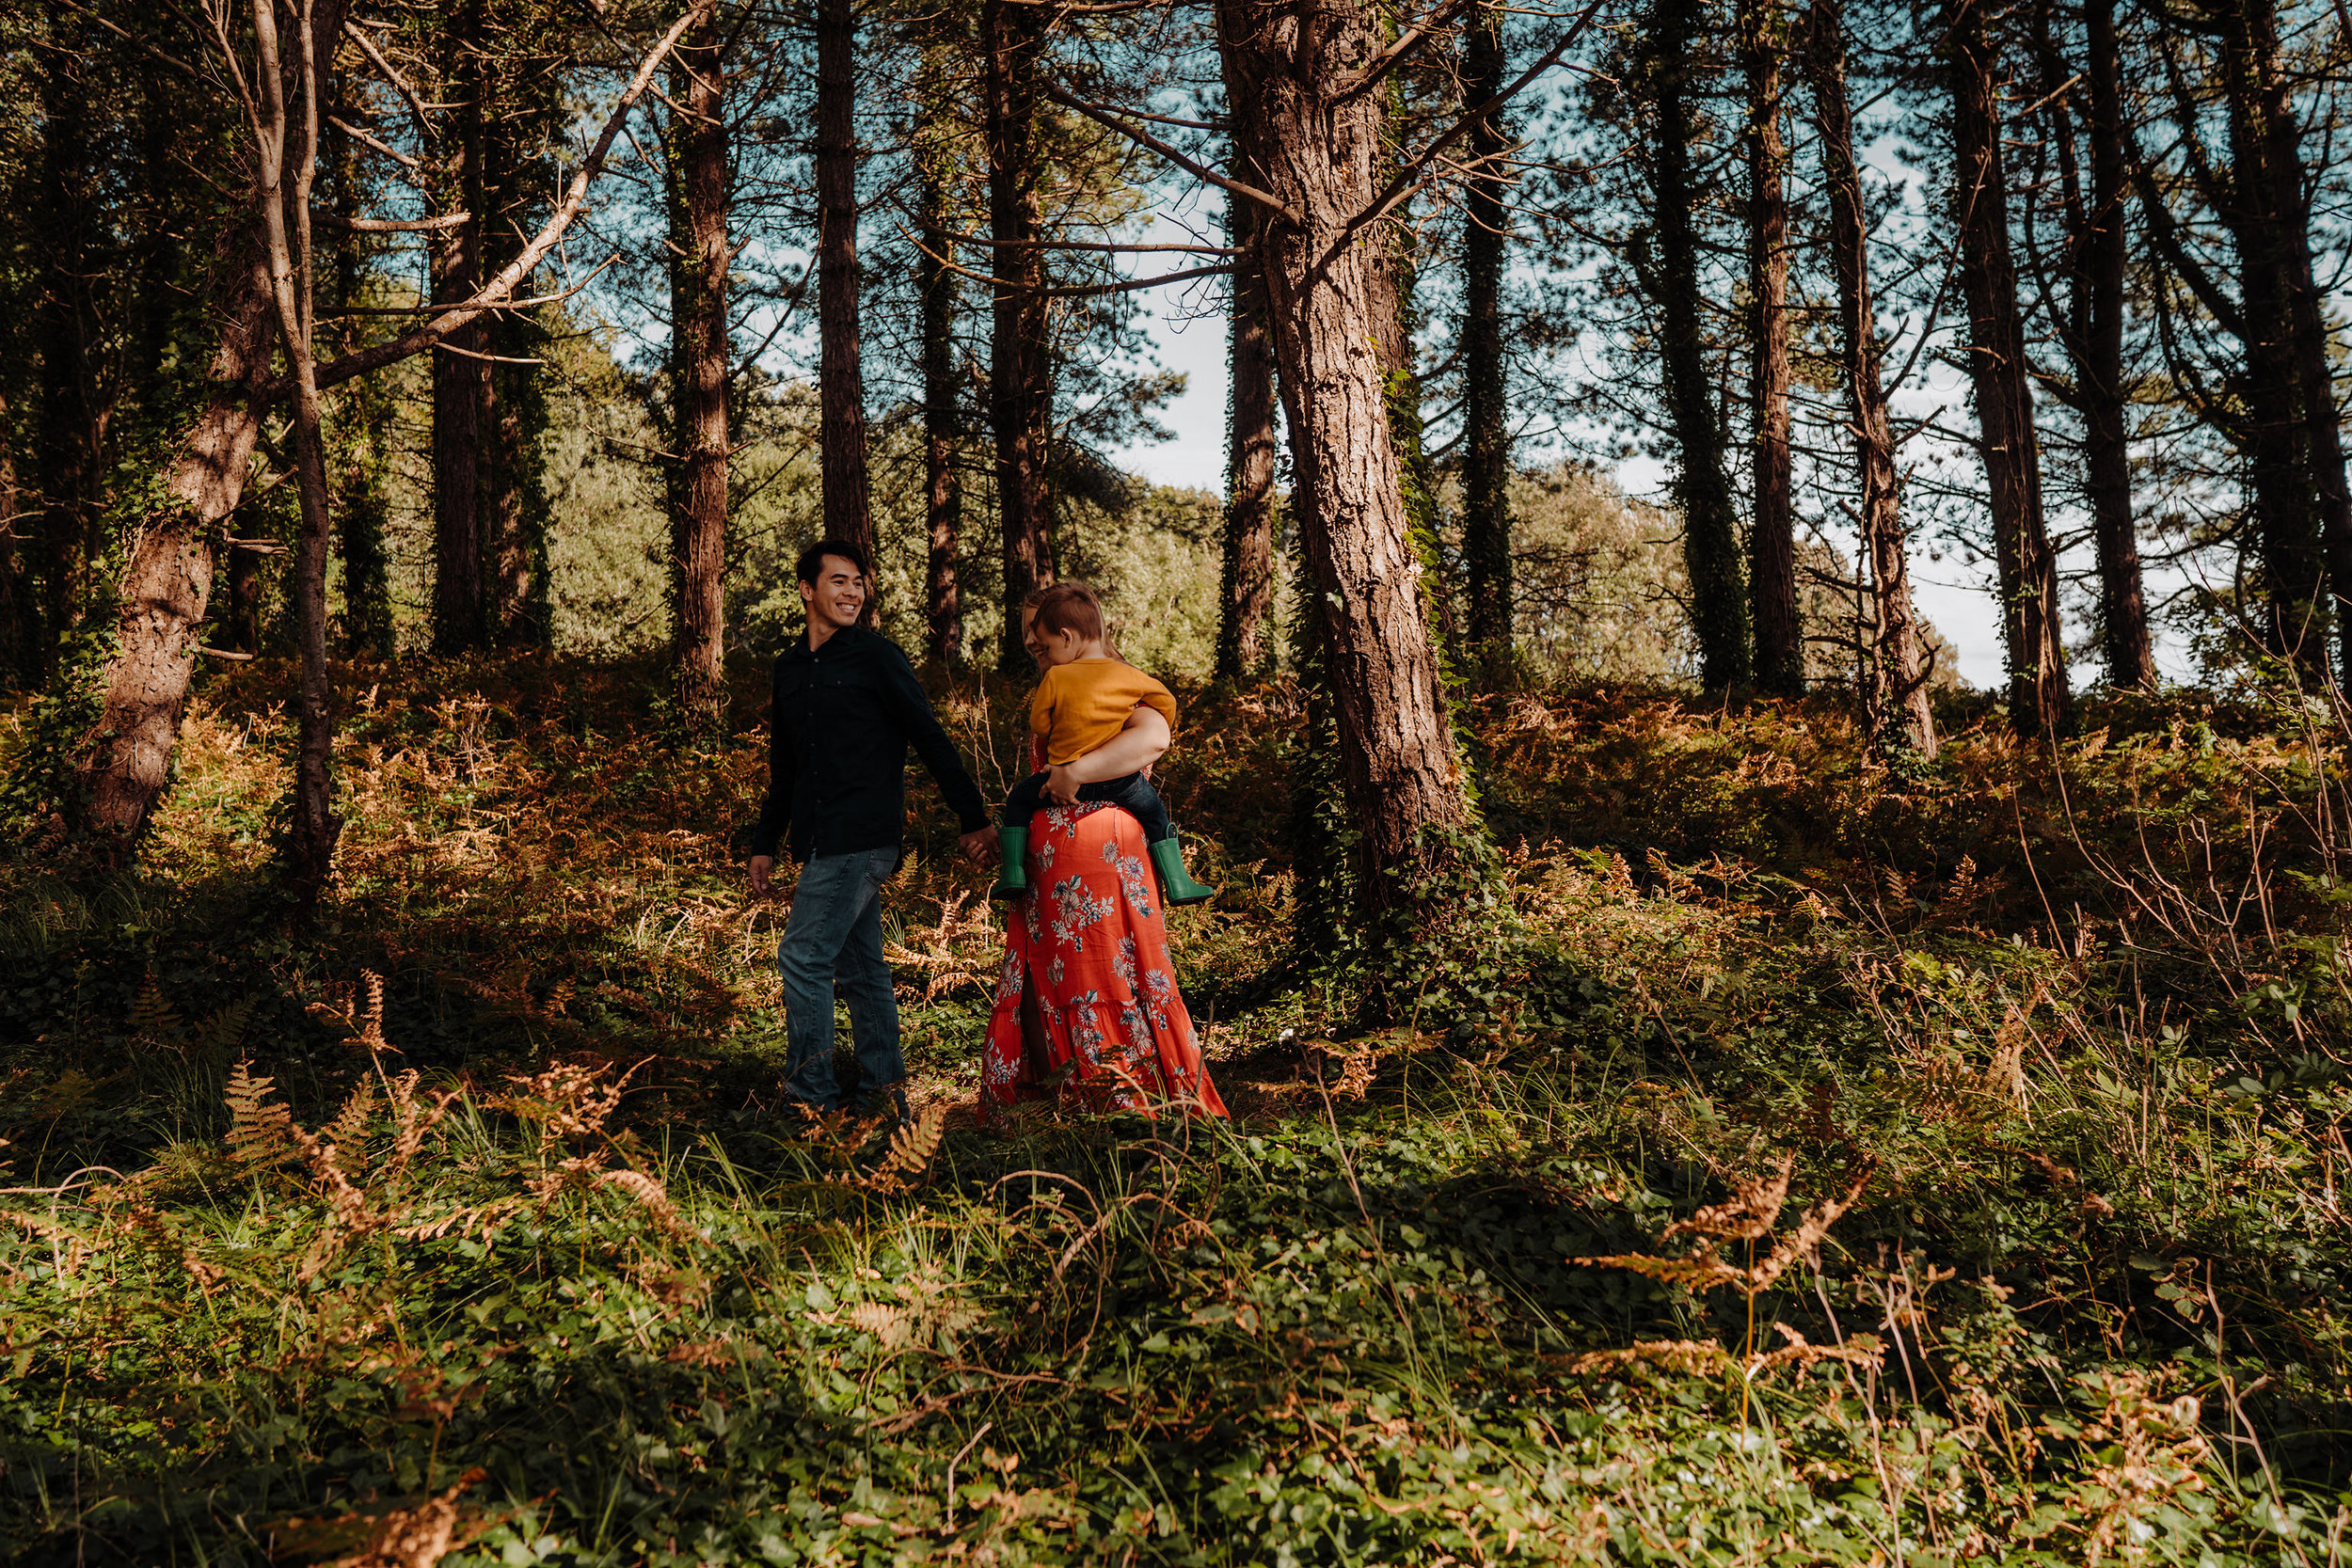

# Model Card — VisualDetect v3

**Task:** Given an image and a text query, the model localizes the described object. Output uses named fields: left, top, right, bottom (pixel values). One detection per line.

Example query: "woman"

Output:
left=977, top=596, right=1228, bottom=1122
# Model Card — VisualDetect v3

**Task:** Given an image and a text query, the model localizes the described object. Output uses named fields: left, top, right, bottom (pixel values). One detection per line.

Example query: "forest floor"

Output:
left=3, top=652, right=2350, bottom=1566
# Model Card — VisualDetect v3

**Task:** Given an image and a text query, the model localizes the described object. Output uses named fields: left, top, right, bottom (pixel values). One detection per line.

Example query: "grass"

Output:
left=3, top=651, right=2350, bottom=1565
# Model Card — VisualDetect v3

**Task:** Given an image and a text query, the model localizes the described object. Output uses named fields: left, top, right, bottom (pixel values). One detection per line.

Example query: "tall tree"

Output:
left=665, top=5, right=731, bottom=729
left=914, top=67, right=963, bottom=668
left=1458, top=5, right=1513, bottom=679
left=1740, top=0, right=1802, bottom=696
left=818, top=0, right=876, bottom=594
left=31, top=32, right=99, bottom=678
left=1216, top=0, right=1482, bottom=932
left=2036, top=0, right=2153, bottom=689
left=1217, top=185, right=1280, bottom=682
left=0, top=391, right=28, bottom=688
left=321, top=116, right=396, bottom=658
left=431, top=0, right=491, bottom=654
left=983, top=0, right=1053, bottom=673
left=62, top=3, right=703, bottom=854
left=1947, top=0, right=2071, bottom=737
left=1645, top=0, right=1749, bottom=689
left=249, top=0, right=350, bottom=901
left=1806, top=0, right=1934, bottom=756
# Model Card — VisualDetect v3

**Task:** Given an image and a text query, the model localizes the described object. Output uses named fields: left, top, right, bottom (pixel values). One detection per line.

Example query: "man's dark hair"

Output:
left=797, top=539, right=871, bottom=585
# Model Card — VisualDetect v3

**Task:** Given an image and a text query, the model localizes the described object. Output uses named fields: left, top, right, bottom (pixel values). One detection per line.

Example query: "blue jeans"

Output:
left=775, top=846, right=904, bottom=1110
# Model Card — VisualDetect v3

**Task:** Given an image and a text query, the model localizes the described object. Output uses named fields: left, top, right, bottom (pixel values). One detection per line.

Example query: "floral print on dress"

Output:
left=980, top=749, right=1227, bottom=1125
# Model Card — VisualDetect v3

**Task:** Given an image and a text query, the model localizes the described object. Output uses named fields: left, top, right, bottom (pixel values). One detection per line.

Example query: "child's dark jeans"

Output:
left=1002, top=769, right=1171, bottom=843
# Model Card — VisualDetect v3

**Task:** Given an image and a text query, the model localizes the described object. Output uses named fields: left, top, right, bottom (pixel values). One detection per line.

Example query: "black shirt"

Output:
left=747, top=626, right=992, bottom=863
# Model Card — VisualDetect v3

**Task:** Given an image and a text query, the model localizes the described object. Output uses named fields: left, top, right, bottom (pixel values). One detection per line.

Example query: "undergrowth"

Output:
left=2, top=653, right=2349, bottom=1564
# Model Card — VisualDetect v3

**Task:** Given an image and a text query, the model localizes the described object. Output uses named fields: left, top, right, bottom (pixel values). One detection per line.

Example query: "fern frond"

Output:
left=1662, top=1153, right=1791, bottom=1246
left=322, top=1080, right=379, bottom=1180
left=1564, top=1338, right=1725, bottom=1375
left=127, top=974, right=180, bottom=1047
left=848, top=1302, right=915, bottom=1349
left=861, top=1103, right=947, bottom=1194
left=189, top=995, right=258, bottom=1060
left=223, top=1061, right=295, bottom=1174
left=1570, top=1249, right=1749, bottom=1294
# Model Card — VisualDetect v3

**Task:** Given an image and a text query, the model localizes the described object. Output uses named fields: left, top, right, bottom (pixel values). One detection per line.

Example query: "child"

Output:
left=990, top=582, right=1216, bottom=907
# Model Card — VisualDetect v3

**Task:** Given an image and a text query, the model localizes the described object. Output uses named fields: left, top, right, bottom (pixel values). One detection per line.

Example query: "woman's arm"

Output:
left=1045, top=706, right=1170, bottom=802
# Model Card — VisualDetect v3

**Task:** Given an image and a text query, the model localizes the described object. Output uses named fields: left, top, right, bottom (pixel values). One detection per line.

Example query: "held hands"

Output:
left=752, top=835, right=994, bottom=896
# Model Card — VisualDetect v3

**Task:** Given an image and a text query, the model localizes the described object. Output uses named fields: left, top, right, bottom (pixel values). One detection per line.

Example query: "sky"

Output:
left=1100, top=147, right=2213, bottom=697
left=1105, top=230, right=2026, bottom=691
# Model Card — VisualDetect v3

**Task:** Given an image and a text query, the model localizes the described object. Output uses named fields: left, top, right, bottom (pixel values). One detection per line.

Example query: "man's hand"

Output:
left=958, top=826, right=995, bottom=862
left=748, top=854, right=776, bottom=895
left=1043, top=763, right=1081, bottom=805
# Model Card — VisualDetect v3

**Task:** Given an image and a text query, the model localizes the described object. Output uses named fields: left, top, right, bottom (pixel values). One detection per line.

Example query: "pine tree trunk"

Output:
left=667, top=13, right=731, bottom=729
left=2075, top=0, right=2154, bottom=689
left=1216, top=0, right=1478, bottom=918
left=430, top=0, right=489, bottom=655
left=1947, top=0, right=2071, bottom=738
left=1458, top=7, right=1512, bottom=679
left=1807, top=0, right=1935, bottom=757
left=248, top=0, right=347, bottom=905
left=484, top=98, right=551, bottom=648
left=33, top=47, right=97, bottom=681
left=984, top=0, right=1052, bottom=673
left=2246, top=0, right=2352, bottom=682
left=0, top=391, right=27, bottom=688
left=322, top=116, right=395, bottom=658
left=70, top=243, right=280, bottom=846
left=1741, top=0, right=1802, bottom=697
left=1651, top=0, right=1750, bottom=690
left=916, top=99, right=962, bottom=668
left=817, top=0, right=874, bottom=594
left=2217, top=17, right=2328, bottom=680
left=1217, top=188, right=1279, bottom=683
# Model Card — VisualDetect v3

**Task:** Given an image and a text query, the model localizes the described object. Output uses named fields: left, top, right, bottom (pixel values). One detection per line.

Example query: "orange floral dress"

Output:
left=979, top=790, right=1228, bottom=1123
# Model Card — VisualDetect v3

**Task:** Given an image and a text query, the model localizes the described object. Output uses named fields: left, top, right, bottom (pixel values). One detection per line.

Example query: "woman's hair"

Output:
left=1026, top=581, right=1116, bottom=655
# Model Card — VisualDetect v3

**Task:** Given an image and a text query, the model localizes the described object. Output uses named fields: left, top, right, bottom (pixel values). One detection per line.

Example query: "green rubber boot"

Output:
left=989, top=825, right=1029, bottom=901
left=1148, top=833, right=1216, bottom=907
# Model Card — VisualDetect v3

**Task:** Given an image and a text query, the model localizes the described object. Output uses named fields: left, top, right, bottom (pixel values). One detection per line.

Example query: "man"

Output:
left=748, top=540, right=994, bottom=1122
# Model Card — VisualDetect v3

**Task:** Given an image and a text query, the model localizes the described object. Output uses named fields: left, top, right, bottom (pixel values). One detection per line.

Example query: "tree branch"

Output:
left=299, top=4, right=709, bottom=395
left=1041, top=82, right=1301, bottom=224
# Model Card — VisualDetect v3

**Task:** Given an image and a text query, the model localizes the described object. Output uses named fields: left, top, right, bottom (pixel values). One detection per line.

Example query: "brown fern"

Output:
left=224, top=1061, right=296, bottom=1174
left=861, top=1103, right=947, bottom=1195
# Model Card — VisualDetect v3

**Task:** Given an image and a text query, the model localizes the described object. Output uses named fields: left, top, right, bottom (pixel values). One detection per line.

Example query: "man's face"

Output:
left=799, top=556, right=867, bottom=632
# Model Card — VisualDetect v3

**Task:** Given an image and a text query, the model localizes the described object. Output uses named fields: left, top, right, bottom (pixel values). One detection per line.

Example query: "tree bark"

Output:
left=916, top=88, right=962, bottom=668
left=1807, top=0, right=1935, bottom=757
left=1741, top=0, right=1802, bottom=697
left=1216, top=0, right=1478, bottom=915
left=1649, top=0, right=1750, bottom=690
left=250, top=0, right=347, bottom=903
left=323, top=117, right=395, bottom=658
left=69, top=242, right=280, bottom=844
left=984, top=0, right=1053, bottom=674
left=1947, top=0, right=2071, bottom=738
left=1218, top=187, right=1280, bottom=683
left=2245, top=0, right=2352, bottom=682
left=1458, top=6, right=1512, bottom=679
left=2072, top=0, right=2155, bottom=689
left=430, top=0, right=490, bottom=655
left=817, top=0, right=875, bottom=602
left=33, top=43, right=98, bottom=681
left=666, top=9, right=731, bottom=729
left=0, top=392, right=27, bottom=689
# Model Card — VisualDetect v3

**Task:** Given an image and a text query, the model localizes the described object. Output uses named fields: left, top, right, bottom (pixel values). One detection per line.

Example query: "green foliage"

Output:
left=6, top=654, right=2352, bottom=1564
